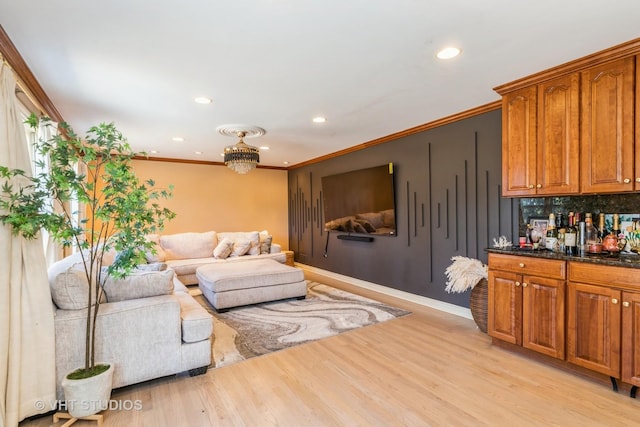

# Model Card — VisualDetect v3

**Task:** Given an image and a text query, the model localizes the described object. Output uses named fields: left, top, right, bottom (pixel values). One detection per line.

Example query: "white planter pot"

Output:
left=61, top=363, right=114, bottom=418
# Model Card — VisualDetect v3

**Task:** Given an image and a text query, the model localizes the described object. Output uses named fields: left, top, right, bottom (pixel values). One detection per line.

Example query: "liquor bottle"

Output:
left=546, top=213, right=558, bottom=251
left=612, top=213, right=621, bottom=237
left=565, top=212, right=577, bottom=255
left=584, top=213, right=597, bottom=245
left=556, top=212, right=566, bottom=253
left=584, top=213, right=599, bottom=252
left=597, top=213, right=607, bottom=242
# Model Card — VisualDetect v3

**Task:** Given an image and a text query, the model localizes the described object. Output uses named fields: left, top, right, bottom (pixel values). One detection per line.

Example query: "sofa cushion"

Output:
left=172, top=292, right=213, bottom=343
left=49, top=252, right=107, bottom=309
left=356, top=212, right=384, bottom=229
left=50, top=264, right=93, bottom=310
left=217, top=231, right=260, bottom=256
left=102, top=269, right=175, bottom=303
left=381, top=209, right=395, bottom=227
left=213, top=238, right=234, bottom=259
left=160, top=231, right=217, bottom=260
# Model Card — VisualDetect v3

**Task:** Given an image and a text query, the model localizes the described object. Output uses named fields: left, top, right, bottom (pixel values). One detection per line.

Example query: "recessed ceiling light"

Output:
left=259, top=146, right=270, bottom=150
left=194, top=96, right=212, bottom=104
left=437, top=47, right=461, bottom=60
left=172, top=137, right=185, bottom=142
left=312, top=116, right=327, bottom=123
left=194, top=151, right=202, bottom=155
left=283, top=161, right=289, bottom=165
left=150, top=150, right=158, bottom=154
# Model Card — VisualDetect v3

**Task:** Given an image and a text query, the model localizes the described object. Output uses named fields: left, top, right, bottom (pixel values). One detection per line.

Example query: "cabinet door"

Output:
left=488, top=270, right=522, bottom=345
left=567, top=282, right=621, bottom=377
left=580, top=57, right=635, bottom=193
left=522, top=275, right=565, bottom=359
left=502, top=86, right=537, bottom=196
left=536, top=73, right=580, bottom=195
left=636, top=55, right=640, bottom=190
left=622, top=291, right=640, bottom=386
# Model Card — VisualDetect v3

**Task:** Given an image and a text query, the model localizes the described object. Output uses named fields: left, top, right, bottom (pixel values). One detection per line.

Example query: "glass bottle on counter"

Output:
left=546, top=213, right=558, bottom=251
left=598, top=213, right=607, bottom=242
left=556, top=213, right=565, bottom=252
left=565, top=212, right=577, bottom=255
left=584, top=213, right=598, bottom=248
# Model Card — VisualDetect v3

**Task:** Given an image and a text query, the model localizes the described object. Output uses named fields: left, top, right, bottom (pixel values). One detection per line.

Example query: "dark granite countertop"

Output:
left=486, top=247, right=640, bottom=269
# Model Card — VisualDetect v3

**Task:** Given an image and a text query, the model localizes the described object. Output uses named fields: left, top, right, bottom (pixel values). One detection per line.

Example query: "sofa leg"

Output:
left=189, top=366, right=208, bottom=377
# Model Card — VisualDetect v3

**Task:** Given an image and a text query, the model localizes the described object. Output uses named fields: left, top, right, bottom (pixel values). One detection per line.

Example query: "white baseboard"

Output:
left=297, top=263, right=472, bottom=320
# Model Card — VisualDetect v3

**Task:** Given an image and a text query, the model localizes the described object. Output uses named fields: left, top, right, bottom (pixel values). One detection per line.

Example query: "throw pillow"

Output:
left=260, top=235, right=273, bottom=254
left=355, top=219, right=376, bottom=233
left=230, top=239, right=252, bottom=257
left=144, top=234, right=167, bottom=263
left=213, top=238, right=234, bottom=259
left=102, top=268, right=174, bottom=303
left=218, top=231, right=260, bottom=255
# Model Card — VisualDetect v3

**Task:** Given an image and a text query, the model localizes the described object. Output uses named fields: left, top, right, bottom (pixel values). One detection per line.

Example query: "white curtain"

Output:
left=0, top=64, right=56, bottom=426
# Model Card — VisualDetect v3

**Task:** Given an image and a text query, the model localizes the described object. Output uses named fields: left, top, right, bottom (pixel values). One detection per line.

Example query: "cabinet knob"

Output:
left=528, top=184, right=534, bottom=189
left=612, top=298, right=619, bottom=305
left=636, top=178, right=640, bottom=183
left=536, top=184, right=542, bottom=188
left=624, top=178, right=631, bottom=184
left=519, top=263, right=525, bottom=268
left=522, top=283, right=528, bottom=288
left=623, top=301, right=630, bottom=308
left=515, top=281, right=521, bottom=287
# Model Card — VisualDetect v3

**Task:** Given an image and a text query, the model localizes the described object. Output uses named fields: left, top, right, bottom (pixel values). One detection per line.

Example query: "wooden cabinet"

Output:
left=488, top=254, right=566, bottom=359
left=501, top=74, right=580, bottom=196
left=495, top=40, right=640, bottom=197
left=567, top=262, right=640, bottom=386
left=580, top=57, right=636, bottom=193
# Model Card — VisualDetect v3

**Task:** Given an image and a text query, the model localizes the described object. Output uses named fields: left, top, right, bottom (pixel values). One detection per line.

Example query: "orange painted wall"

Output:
left=132, top=160, right=289, bottom=249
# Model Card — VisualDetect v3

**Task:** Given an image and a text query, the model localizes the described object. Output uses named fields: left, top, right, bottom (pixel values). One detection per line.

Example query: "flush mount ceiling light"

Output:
left=194, top=96, right=212, bottom=104
left=437, top=46, right=461, bottom=59
left=217, top=124, right=265, bottom=174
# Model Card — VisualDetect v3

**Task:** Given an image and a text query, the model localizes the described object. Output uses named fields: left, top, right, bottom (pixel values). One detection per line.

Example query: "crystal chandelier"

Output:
left=218, top=125, right=265, bottom=174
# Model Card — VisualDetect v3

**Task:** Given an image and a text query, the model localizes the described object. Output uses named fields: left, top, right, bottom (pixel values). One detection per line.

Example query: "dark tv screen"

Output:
left=322, top=163, right=396, bottom=236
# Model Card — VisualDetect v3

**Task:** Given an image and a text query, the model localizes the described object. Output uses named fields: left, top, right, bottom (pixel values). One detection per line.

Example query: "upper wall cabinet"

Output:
left=495, top=38, right=640, bottom=197
left=501, top=74, right=580, bottom=196
left=580, top=57, right=635, bottom=193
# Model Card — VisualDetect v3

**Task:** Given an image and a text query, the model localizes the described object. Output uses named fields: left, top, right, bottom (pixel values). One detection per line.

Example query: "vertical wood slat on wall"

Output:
left=288, top=110, right=516, bottom=308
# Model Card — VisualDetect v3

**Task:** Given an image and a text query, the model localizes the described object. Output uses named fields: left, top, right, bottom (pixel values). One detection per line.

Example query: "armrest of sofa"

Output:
left=270, top=243, right=281, bottom=253
left=54, top=295, right=183, bottom=397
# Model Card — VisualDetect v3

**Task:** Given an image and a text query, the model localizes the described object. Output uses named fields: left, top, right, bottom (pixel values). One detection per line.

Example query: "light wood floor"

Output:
left=22, top=277, right=640, bottom=426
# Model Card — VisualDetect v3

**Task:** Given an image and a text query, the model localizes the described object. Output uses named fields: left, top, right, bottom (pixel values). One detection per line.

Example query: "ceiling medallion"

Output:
left=217, top=124, right=265, bottom=174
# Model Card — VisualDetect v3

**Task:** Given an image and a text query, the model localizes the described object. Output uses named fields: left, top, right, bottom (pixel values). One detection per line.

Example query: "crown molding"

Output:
left=0, top=25, right=64, bottom=123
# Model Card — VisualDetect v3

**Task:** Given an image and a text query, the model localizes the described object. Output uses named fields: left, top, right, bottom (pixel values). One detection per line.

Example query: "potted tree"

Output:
left=0, top=116, right=175, bottom=418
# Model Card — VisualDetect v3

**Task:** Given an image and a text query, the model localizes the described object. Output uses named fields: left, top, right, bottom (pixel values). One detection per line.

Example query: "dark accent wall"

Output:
left=288, top=110, right=518, bottom=307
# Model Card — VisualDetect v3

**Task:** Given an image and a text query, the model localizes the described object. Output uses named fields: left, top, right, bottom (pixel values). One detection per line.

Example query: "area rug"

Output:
left=190, top=281, right=411, bottom=369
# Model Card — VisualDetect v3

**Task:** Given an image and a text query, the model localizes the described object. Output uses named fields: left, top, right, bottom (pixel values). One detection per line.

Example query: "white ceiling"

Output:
left=2, top=1, right=640, bottom=168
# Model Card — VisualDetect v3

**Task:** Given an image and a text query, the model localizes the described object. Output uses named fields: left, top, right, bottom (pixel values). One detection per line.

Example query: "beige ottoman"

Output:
left=196, top=259, right=307, bottom=311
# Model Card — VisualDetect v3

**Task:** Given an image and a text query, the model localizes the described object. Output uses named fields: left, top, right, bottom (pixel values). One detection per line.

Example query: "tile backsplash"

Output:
left=518, top=193, right=640, bottom=236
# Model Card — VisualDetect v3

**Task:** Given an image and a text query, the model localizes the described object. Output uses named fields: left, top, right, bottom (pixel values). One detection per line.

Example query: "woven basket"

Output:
left=470, top=278, right=488, bottom=333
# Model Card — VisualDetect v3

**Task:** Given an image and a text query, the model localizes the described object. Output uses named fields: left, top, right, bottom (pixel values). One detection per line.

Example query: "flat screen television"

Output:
left=321, top=163, right=396, bottom=236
